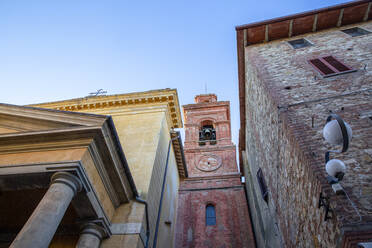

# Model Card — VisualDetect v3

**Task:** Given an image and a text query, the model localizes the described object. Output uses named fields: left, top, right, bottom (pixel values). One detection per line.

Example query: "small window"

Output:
left=257, top=168, right=268, bottom=202
left=309, top=56, right=356, bottom=77
left=288, top=38, right=312, bottom=49
left=342, top=27, right=370, bottom=37
left=206, top=205, right=216, bottom=226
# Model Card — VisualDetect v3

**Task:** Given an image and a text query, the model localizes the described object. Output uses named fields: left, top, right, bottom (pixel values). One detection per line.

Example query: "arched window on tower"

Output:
left=199, top=120, right=216, bottom=146
left=206, top=204, right=216, bottom=226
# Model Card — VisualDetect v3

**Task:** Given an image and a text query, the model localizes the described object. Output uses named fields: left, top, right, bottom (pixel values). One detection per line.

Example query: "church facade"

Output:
left=0, top=89, right=186, bottom=248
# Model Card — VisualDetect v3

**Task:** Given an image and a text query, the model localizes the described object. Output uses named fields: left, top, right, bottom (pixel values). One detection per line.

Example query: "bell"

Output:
left=204, top=129, right=211, bottom=139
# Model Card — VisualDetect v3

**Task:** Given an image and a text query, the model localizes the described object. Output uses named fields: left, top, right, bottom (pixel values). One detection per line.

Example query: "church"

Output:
left=0, top=89, right=252, bottom=248
left=0, top=89, right=185, bottom=247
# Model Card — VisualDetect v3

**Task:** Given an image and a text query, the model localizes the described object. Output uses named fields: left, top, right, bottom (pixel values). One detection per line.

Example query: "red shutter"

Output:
left=322, top=56, right=351, bottom=72
left=309, top=58, right=335, bottom=75
left=309, top=56, right=355, bottom=77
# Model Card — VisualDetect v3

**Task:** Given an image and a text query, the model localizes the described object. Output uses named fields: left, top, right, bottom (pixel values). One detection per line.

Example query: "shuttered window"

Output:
left=309, top=56, right=356, bottom=77
left=206, top=205, right=216, bottom=226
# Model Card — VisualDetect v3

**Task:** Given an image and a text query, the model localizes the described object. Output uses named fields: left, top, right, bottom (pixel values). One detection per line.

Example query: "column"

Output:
left=76, top=223, right=106, bottom=248
left=10, top=172, right=82, bottom=248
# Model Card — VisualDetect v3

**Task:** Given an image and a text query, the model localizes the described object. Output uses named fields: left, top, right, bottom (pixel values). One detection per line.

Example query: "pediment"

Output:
left=0, top=103, right=107, bottom=134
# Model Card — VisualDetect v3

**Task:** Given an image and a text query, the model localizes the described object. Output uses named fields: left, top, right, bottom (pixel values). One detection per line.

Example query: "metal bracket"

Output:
left=318, top=193, right=332, bottom=221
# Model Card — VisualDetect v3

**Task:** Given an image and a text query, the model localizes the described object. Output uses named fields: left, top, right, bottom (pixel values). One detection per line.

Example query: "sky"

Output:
left=0, top=0, right=347, bottom=150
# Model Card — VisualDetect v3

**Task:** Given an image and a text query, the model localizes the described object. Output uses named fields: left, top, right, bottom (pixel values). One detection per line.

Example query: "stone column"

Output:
left=76, top=223, right=106, bottom=248
left=10, top=172, right=82, bottom=248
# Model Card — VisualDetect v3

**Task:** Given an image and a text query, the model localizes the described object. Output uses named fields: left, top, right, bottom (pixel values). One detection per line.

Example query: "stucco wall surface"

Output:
left=144, top=114, right=180, bottom=248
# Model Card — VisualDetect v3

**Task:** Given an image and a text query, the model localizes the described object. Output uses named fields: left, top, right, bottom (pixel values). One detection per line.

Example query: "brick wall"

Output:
left=175, top=96, right=256, bottom=248
left=242, top=21, right=372, bottom=247
left=175, top=182, right=254, bottom=248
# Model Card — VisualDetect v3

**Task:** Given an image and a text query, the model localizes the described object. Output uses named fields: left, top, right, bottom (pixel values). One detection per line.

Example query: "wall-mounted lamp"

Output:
left=319, top=114, right=352, bottom=221
left=323, top=114, right=352, bottom=194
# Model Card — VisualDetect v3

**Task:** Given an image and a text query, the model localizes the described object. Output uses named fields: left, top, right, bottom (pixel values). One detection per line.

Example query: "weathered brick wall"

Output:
left=175, top=182, right=254, bottom=248
left=243, top=21, right=372, bottom=247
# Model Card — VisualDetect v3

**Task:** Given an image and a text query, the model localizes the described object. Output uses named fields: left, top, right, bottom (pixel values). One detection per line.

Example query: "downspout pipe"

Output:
left=152, top=135, right=178, bottom=248
left=135, top=197, right=150, bottom=248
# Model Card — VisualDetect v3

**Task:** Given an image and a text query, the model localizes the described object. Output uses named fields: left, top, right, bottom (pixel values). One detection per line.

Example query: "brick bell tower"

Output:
left=175, top=94, right=255, bottom=248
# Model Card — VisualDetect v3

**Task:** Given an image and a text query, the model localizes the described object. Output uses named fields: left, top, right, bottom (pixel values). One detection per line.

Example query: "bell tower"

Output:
left=183, top=94, right=237, bottom=177
left=175, top=94, right=255, bottom=248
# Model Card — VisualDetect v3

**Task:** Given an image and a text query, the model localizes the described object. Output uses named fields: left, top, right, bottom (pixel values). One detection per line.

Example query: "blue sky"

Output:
left=0, top=0, right=346, bottom=147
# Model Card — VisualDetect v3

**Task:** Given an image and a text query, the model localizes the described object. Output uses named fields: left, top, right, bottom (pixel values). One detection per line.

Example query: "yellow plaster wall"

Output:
left=81, top=149, right=116, bottom=220
left=111, top=111, right=164, bottom=197
left=102, top=111, right=180, bottom=248
left=53, top=104, right=167, bottom=197
left=145, top=115, right=180, bottom=248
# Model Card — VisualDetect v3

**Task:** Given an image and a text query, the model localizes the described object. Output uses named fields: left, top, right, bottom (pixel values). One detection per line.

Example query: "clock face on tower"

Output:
left=196, top=154, right=222, bottom=172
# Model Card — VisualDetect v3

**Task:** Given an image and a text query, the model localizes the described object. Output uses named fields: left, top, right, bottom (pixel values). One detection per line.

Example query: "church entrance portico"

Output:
left=0, top=163, right=110, bottom=248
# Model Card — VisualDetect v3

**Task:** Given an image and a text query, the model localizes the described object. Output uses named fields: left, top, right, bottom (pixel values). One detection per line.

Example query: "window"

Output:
left=288, top=38, right=312, bottom=49
left=206, top=204, right=216, bottom=226
left=257, top=168, right=268, bottom=202
left=309, top=56, right=356, bottom=77
left=342, top=27, right=370, bottom=37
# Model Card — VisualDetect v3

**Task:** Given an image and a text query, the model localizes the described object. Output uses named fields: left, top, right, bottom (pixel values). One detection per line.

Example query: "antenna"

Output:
left=204, top=83, right=207, bottom=94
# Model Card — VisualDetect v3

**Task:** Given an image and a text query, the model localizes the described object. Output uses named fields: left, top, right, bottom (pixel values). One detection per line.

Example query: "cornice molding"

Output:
left=29, top=89, right=183, bottom=129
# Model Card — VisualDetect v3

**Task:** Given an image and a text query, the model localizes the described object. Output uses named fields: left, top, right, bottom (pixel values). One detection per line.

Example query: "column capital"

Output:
left=51, top=172, right=82, bottom=195
left=80, top=223, right=107, bottom=239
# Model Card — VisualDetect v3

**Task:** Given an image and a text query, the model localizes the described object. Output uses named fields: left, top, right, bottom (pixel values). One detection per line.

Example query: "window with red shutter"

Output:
left=308, top=56, right=356, bottom=77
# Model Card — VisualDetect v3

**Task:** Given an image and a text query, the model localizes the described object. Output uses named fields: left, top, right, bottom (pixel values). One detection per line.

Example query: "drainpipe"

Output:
left=135, top=197, right=150, bottom=248
left=152, top=135, right=178, bottom=248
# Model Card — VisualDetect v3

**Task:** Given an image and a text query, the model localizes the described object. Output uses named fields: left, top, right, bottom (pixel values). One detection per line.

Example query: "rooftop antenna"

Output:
left=88, top=89, right=107, bottom=97
left=205, top=83, right=207, bottom=94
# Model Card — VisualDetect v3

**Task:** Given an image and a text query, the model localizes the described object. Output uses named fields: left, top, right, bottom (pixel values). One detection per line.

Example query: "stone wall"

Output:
left=243, top=21, right=372, bottom=247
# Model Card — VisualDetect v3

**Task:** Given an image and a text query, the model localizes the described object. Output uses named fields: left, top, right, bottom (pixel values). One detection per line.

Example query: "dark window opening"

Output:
left=206, top=205, right=216, bottom=226
left=257, top=168, right=268, bottom=202
left=342, top=27, right=370, bottom=37
left=199, top=121, right=216, bottom=145
left=288, top=38, right=312, bottom=49
left=309, top=56, right=356, bottom=77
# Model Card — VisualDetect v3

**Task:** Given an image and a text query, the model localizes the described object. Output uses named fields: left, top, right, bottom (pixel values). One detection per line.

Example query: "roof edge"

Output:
left=236, top=0, right=371, bottom=31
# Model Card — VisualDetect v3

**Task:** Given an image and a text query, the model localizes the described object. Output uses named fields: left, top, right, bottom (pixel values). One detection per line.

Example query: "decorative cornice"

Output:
left=29, top=89, right=183, bottom=129
left=170, top=131, right=188, bottom=178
